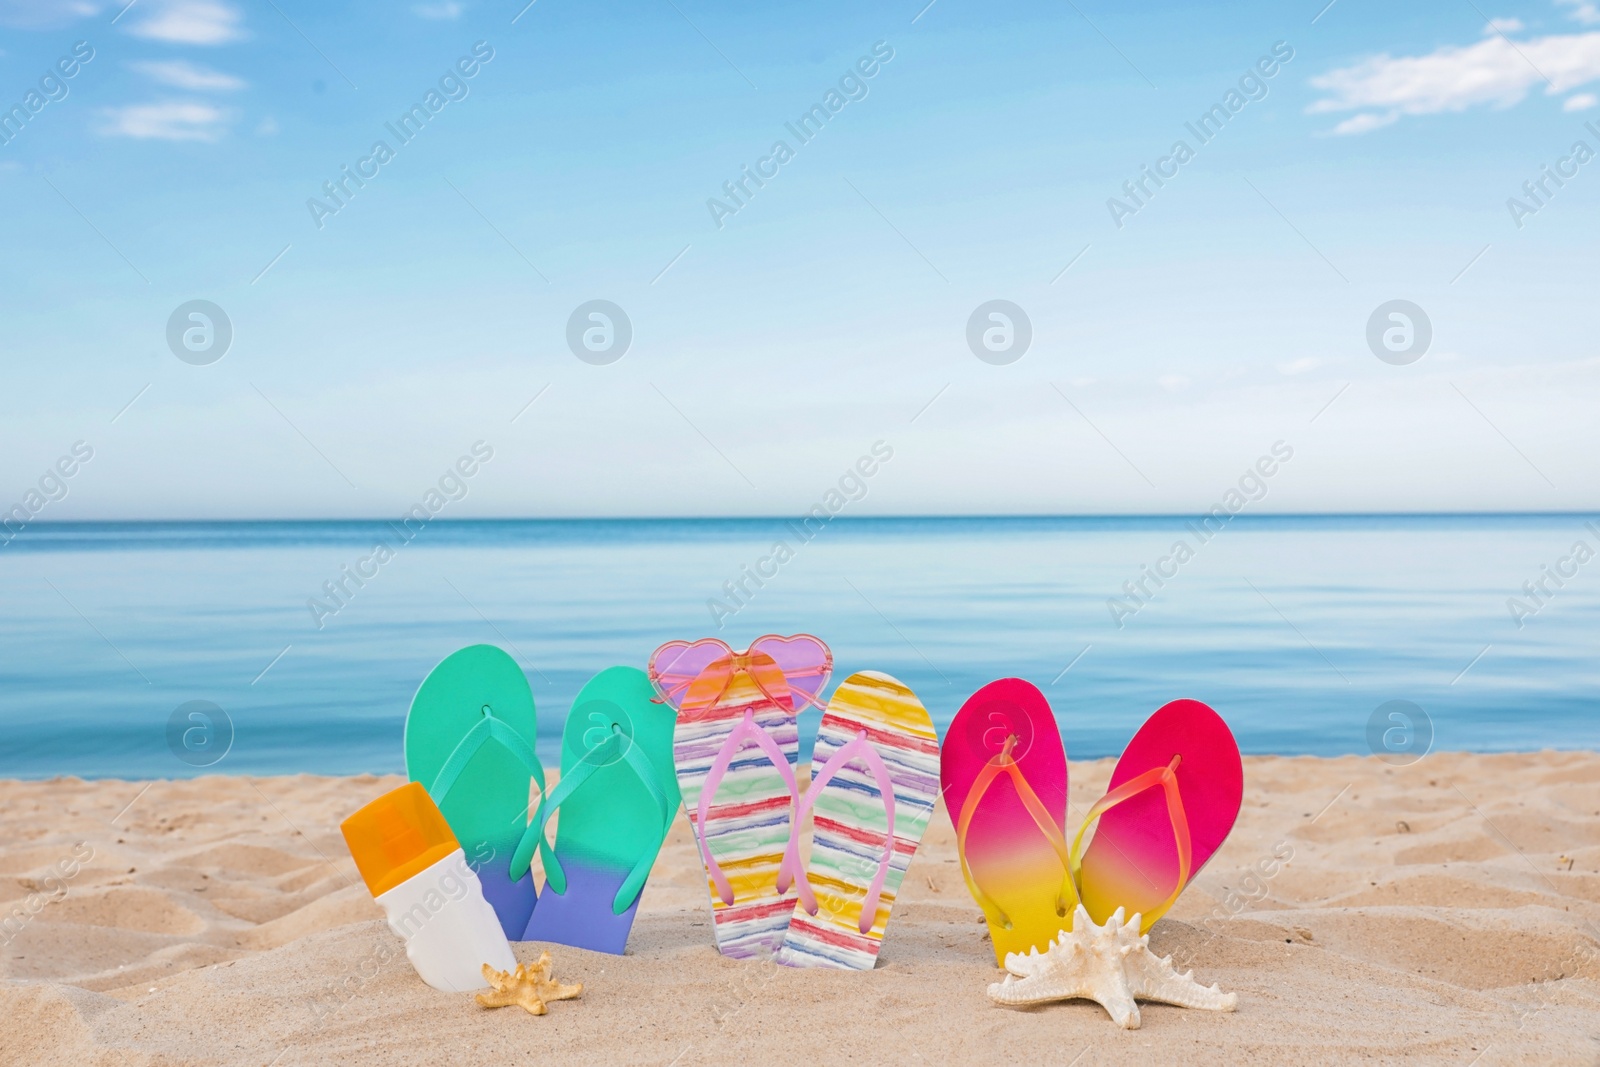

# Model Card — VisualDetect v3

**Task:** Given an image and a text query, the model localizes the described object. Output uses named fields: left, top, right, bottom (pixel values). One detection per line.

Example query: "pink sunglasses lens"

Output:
left=649, top=640, right=732, bottom=704
left=748, top=635, right=832, bottom=706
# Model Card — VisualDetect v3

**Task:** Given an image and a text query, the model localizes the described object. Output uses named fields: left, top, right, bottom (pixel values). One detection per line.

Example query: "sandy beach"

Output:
left=3, top=751, right=1597, bottom=1066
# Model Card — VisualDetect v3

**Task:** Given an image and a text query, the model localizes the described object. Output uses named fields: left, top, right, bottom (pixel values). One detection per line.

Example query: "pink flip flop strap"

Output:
left=695, top=709, right=804, bottom=907
left=789, top=731, right=897, bottom=934
left=1069, top=754, right=1192, bottom=925
left=953, top=735, right=1075, bottom=930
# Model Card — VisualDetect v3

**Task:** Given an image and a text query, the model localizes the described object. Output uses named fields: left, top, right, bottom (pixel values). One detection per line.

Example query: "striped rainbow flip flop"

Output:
left=776, top=671, right=939, bottom=970
left=673, top=664, right=806, bottom=959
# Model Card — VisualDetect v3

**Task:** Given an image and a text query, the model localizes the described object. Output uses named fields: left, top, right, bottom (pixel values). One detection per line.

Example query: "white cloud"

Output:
left=126, top=0, right=244, bottom=44
left=1332, top=112, right=1399, bottom=134
left=1486, top=17, right=1525, bottom=33
left=1279, top=357, right=1321, bottom=376
left=1557, top=0, right=1600, bottom=25
left=99, top=101, right=231, bottom=141
left=1157, top=375, right=1191, bottom=392
left=1564, top=89, right=1600, bottom=107
left=412, top=1, right=461, bottom=17
left=255, top=115, right=279, bottom=135
left=1309, top=30, right=1600, bottom=132
left=129, top=59, right=245, bottom=90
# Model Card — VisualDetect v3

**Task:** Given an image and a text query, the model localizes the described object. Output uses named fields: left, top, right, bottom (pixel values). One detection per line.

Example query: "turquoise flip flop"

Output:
left=404, top=644, right=546, bottom=940
left=512, top=666, right=680, bottom=954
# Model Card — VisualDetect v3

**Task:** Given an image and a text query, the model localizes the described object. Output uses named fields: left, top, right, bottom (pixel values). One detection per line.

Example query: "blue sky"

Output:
left=1, top=0, right=1597, bottom=519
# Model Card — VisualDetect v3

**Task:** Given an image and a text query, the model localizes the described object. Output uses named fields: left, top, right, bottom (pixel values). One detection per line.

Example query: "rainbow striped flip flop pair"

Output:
left=941, top=679, right=1243, bottom=965
left=650, top=636, right=939, bottom=970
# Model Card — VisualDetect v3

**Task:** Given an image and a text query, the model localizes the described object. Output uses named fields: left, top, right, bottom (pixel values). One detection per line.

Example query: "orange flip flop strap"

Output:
left=1069, top=755, right=1192, bottom=926
left=954, top=740, right=1077, bottom=930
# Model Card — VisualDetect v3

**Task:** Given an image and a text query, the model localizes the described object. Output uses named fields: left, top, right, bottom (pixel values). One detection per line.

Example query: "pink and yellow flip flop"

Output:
left=1071, top=698, right=1243, bottom=932
left=940, top=678, right=1077, bottom=965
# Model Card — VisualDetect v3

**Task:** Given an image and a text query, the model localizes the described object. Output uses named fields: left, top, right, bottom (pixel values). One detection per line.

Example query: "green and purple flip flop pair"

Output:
left=403, top=645, right=678, bottom=954
left=941, top=679, right=1244, bottom=964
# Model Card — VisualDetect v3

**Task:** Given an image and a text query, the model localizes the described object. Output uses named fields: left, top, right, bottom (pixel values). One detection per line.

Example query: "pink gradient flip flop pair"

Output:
left=940, top=679, right=1243, bottom=964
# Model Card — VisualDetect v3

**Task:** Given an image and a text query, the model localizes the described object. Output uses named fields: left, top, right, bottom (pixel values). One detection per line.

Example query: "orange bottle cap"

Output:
left=340, top=782, right=461, bottom=898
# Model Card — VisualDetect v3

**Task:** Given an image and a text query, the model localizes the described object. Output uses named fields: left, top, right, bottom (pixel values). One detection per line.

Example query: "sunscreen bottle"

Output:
left=341, top=782, right=515, bottom=992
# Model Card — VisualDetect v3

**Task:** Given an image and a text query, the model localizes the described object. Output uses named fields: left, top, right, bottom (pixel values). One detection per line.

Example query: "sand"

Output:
left=3, top=752, right=1598, bottom=1066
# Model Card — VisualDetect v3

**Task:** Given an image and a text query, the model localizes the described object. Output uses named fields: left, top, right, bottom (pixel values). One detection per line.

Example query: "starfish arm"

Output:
left=540, top=980, right=583, bottom=1002
left=1092, top=977, right=1141, bottom=1029
left=1126, top=950, right=1239, bottom=1012
left=1004, top=939, right=1054, bottom=978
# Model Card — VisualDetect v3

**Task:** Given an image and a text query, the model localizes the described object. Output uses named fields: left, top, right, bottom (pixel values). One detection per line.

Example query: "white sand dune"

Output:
left=3, top=752, right=1598, bottom=1065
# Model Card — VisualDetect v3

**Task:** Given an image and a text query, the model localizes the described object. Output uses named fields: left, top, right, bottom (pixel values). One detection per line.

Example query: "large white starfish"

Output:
left=986, top=905, right=1238, bottom=1029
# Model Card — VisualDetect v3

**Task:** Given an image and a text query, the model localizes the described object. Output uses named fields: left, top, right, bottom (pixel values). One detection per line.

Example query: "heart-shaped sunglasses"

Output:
left=647, top=634, right=833, bottom=715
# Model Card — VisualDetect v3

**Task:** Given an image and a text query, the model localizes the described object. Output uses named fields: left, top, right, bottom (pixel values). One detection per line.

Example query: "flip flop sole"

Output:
left=403, top=644, right=541, bottom=940
left=1077, top=698, right=1243, bottom=930
left=521, top=666, right=680, bottom=954
left=777, top=671, right=938, bottom=970
left=520, top=857, right=644, bottom=955
left=940, top=678, right=1071, bottom=965
left=674, top=671, right=801, bottom=960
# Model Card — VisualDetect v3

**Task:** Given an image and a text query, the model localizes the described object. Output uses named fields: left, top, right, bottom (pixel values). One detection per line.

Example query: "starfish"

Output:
left=475, top=953, right=583, bottom=1016
left=987, top=905, right=1237, bottom=1029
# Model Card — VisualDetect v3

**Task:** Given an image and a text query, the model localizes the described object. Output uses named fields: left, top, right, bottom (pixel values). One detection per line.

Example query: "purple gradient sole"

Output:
left=518, top=859, right=641, bottom=955
left=477, top=855, right=536, bottom=942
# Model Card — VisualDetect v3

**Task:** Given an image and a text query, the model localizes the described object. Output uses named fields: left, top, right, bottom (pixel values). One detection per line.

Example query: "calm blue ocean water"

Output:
left=1, top=516, right=1596, bottom=779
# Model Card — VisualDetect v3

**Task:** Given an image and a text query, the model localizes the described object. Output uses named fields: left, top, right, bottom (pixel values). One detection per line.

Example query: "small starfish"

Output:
left=987, top=905, right=1237, bottom=1029
left=475, top=953, right=583, bottom=1016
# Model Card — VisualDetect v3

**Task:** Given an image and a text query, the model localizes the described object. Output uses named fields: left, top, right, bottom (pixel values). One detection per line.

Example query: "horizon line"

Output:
left=14, top=509, right=1600, bottom=525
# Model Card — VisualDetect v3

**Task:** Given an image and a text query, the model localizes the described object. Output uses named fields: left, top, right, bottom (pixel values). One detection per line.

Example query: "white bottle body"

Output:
left=373, top=847, right=515, bottom=992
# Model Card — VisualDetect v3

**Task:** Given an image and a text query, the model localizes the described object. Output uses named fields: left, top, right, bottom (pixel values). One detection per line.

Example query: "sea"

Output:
left=1, top=515, right=1596, bottom=779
